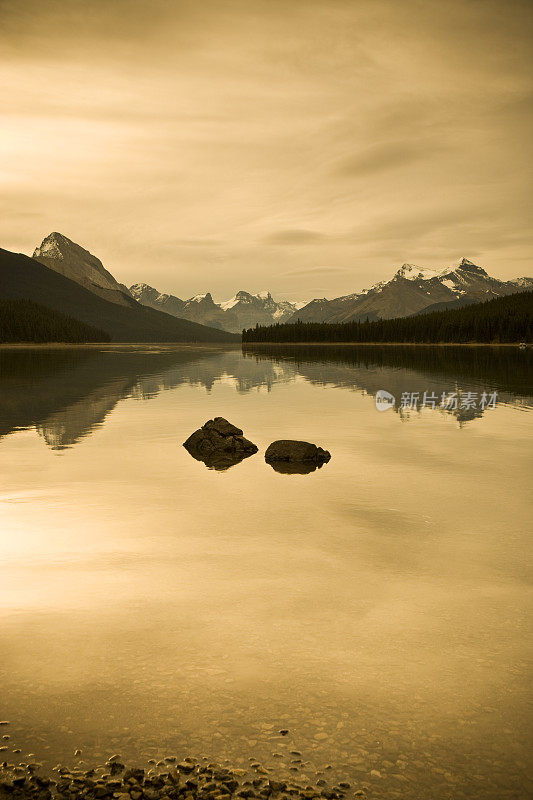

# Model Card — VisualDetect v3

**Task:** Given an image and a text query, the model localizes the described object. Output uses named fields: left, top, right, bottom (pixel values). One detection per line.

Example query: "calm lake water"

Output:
left=1, top=344, right=532, bottom=800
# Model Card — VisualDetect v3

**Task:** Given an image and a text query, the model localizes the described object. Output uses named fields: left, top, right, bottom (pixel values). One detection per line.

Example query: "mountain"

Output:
left=179, top=292, right=232, bottom=330
left=130, top=284, right=297, bottom=333
left=33, top=232, right=136, bottom=307
left=292, top=258, right=533, bottom=323
left=129, top=283, right=186, bottom=317
left=221, top=291, right=297, bottom=329
left=0, top=248, right=238, bottom=343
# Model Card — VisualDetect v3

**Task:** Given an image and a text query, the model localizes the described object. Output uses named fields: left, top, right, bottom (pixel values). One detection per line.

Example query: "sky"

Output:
left=0, top=0, right=531, bottom=302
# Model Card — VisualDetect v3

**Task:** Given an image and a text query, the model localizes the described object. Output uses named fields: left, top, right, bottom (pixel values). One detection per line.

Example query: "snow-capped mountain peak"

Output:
left=186, top=292, right=215, bottom=304
left=131, top=284, right=300, bottom=332
left=292, top=258, right=532, bottom=325
left=33, top=232, right=135, bottom=307
left=446, top=257, right=488, bottom=276
left=395, top=263, right=441, bottom=281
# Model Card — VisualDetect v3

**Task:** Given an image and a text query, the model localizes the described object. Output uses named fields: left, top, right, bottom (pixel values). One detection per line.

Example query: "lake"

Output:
left=0, top=344, right=532, bottom=800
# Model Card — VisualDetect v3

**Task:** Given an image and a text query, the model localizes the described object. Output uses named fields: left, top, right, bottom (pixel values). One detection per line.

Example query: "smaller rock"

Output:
left=177, top=761, right=196, bottom=773
left=265, top=441, right=330, bottom=469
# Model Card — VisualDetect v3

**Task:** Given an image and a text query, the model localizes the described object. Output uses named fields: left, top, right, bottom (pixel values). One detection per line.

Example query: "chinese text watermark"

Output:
left=375, top=390, right=498, bottom=411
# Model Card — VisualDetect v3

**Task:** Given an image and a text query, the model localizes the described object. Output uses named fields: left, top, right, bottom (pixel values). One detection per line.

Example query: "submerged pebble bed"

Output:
left=0, top=746, right=361, bottom=800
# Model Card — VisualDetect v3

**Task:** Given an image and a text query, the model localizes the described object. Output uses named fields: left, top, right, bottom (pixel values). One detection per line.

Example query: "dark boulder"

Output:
left=183, top=417, right=258, bottom=470
left=265, top=440, right=331, bottom=469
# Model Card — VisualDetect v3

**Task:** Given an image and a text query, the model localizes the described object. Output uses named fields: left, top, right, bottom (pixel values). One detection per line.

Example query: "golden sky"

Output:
left=1, top=0, right=531, bottom=300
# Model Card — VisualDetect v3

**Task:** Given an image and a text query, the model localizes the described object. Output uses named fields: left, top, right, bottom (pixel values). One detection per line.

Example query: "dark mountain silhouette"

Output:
left=0, top=248, right=238, bottom=343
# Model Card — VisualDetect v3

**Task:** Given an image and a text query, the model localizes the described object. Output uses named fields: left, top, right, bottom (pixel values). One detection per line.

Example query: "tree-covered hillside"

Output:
left=0, top=248, right=239, bottom=343
left=243, top=291, right=533, bottom=344
left=0, top=298, right=110, bottom=343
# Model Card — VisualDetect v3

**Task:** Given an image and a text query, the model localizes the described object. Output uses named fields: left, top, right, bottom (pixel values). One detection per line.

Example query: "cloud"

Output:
left=281, top=265, right=350, bottom=277
left=334, top=140, right=441, bottom=178
left=0, top=0, right=531, bottom=298
left=173, top=238, right=223, bottom=247
left=263, top=229, right=328, bottom=245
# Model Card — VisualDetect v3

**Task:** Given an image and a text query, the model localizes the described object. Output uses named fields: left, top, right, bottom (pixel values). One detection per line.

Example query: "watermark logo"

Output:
left=375, top=389, right=395, bottom=411
left=399, top=390, right=498, bottom=411
left=375, top=389, right=498, bottom=412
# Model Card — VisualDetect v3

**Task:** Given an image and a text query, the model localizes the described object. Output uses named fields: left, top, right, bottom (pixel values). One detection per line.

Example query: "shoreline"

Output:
left=0, top=341, right=528, bottom=349
left=0, top=751, right=359, bottom=800
left=242, top=341, right=528, bottom=348
left=0, top=342, right=241, bottom=350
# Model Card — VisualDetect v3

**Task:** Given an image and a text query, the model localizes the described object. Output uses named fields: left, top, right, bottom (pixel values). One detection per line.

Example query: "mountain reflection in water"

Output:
left=0, top=344, right=530, bottom=450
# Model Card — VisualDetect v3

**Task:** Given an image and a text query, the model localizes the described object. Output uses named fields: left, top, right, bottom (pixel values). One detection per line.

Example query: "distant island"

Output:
left=242, top=291, right=533, bottom=345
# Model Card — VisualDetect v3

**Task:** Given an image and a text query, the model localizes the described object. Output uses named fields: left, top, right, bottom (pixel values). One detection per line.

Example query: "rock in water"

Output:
left=265, top=440, right=331, bottom=469
left=183, top=417, right=258, bottom=470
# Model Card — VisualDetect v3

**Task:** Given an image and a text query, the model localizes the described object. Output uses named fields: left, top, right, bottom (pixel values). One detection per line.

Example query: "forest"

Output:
left=0, top=298, right=110, bottom=343
left=242, top=291, right=533, bottom=344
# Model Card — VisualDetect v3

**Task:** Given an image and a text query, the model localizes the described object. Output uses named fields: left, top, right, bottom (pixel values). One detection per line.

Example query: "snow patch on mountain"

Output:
left=396, top=263, right=441, bottom=281
left=188, top=293, right=211, bottom=303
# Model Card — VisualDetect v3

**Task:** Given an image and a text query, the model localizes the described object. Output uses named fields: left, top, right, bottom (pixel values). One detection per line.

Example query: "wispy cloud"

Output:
left=263, top=229, right=328, bottom=245
left=0, top=0, right=531, bottom=298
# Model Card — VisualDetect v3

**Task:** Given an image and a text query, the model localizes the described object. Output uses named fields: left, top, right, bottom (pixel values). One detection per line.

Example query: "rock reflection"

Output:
left=266, top=460, right=323, bottom=474
left=184, top=449, right=256, bottom=471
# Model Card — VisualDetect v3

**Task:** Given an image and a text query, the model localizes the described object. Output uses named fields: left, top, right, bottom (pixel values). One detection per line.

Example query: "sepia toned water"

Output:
left=0, top=344, right=532, bottom=799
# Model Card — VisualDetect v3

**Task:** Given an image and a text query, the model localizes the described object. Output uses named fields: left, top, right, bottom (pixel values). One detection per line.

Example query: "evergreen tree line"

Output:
left=242, top=291, right=533, bottom=344
left=0, top=298, right=110, bottom=343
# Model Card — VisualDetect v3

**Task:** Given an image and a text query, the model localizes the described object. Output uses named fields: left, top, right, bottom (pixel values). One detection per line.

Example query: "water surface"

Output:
left=1, top=344, right=531, bottom=799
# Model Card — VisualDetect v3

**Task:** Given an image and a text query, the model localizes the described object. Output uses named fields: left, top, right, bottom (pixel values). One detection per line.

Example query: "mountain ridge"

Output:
left=18, top=232, right=533, bottom=332
left=130, top=284, right=298, bottom=333
left=291, top=258, right=532, bottom=323
left=0, top=248, right=238, bottom=343
left=33, top=232, right=136, bottom=308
